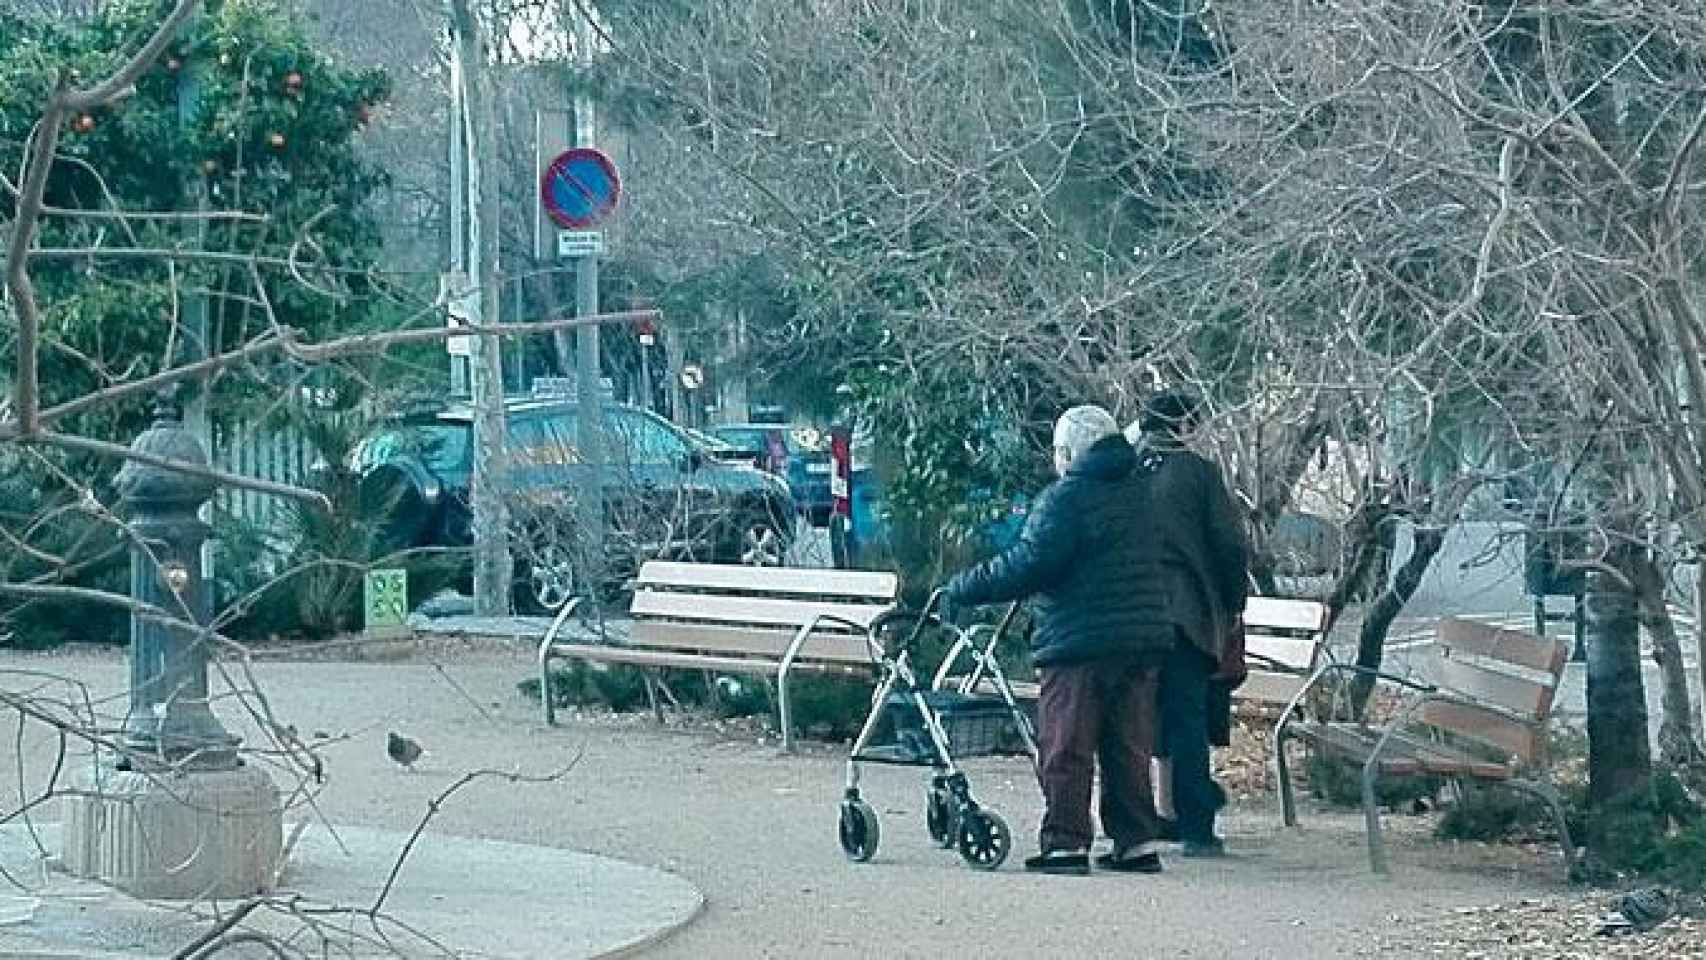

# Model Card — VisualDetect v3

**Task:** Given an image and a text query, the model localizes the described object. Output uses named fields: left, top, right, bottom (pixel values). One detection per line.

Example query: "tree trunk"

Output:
left=1630, top=551, right=1704, bottom=764
left=1584, top=559, right=1653, bottom=812
left=1247, top=413, right=1334, bottom=596
left=449, top=0, right=512, bottom=616
left=1698, top=559, right=1706, bottom=750
left=1350, top=521, right=1444, bottom=716
left=1320, top=495, right=1392, bottom=636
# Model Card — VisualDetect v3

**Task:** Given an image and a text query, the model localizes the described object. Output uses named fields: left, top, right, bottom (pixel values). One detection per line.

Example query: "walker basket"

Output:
left=869, top=690, right=1029, bottom=763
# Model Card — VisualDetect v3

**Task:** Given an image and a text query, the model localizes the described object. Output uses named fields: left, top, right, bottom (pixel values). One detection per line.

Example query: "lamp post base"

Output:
left=62, top=761, right=282, bottom=900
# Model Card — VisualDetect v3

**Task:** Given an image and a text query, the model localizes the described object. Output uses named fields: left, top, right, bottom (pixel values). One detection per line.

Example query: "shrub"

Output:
left=0, top=476, right=129, bottom=649
left=1305, top=751, right=1443, bottom=808
left=1435, top=782, right=1587, bottom=843
left=519, top=664, right=876, bottom=740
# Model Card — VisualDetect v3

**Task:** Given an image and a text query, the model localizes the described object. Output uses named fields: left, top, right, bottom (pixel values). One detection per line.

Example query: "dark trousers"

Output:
left=1160, top=638, right=1221, bottom=844
left=1035, top=659, right=1160, bottom=853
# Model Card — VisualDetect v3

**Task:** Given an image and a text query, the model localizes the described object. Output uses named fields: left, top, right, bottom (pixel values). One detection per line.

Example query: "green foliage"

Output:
left=1431, top=768, right=1706, bottom=891
left=1582, top=772, right=1706, bottom=887
left=0, top=488, right=129, bottom=649
left=1306, top=751, right=1443, bottom=808
left=1, top=2, right=404, bottom=647
left=844, top=363, right=1047, bottom=596
left=1435, top=783, right=1588, bottom=845
left=1, top=0, right=394, bottom=448
left=518, top=665, right=874, bottom=740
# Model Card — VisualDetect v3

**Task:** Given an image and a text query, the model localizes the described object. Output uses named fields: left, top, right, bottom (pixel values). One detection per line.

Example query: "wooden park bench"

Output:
left=1273, top=617, right=1574, bottom=876
left=933, top=596, right=1331, bottom=720
left=536, top=561, right=899, bottom=750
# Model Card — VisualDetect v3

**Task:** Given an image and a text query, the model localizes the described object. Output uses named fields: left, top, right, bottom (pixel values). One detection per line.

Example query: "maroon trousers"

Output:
left=1035, top=658, right=1161, bottom=853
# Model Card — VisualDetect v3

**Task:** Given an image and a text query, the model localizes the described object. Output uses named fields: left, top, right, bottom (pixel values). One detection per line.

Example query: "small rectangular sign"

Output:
left=441, top=272, right=474, bottom=356
left=364, top=568, right=408, bottom=633
left=558, top=230, right=604, bottom=258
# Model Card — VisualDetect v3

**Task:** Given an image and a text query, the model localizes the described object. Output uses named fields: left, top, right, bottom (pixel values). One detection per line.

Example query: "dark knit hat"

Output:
left=1139, top=391, right=1204, bottom=436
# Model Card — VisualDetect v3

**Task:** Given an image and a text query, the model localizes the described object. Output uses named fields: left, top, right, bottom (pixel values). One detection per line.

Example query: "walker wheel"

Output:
left=838, top=798, right=880, bottom=862
left=926, top=788, right=956, bottom=848
left=956, top=808, right=1011, bottom=870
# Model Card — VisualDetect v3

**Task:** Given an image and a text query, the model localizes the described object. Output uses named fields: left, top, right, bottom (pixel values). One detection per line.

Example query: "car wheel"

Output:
left=739, top=519, right=787, bottom=567
left=524, top=543, right=576, bottom=613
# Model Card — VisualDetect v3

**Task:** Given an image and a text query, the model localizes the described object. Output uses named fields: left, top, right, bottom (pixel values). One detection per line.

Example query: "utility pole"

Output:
left=447, top=0, right=512, bottom=614
left=176, top=9, right=216, bottom=589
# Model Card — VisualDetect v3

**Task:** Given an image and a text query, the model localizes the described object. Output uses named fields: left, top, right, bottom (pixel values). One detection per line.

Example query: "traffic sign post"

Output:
left=541, top=148, right=621, bottom=229
left=541, top=146, right=621, bottom=604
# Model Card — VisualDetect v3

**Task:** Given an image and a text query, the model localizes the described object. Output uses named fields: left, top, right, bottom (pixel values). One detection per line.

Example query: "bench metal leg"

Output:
left=536, top=598, right=584, bottom=727
left=1362, top=756, right=1388, bottom=874
left=643, top=671, right=664, bottom=722
left=777, top=619, right=821, bottom=753
left=777, top=662, right=795, bottom=753
left=538, top=635, right=556, bottom=727
left=1506, top=778, right=1578, bottom=881
left=1275, top=731, right=1299, bottom=827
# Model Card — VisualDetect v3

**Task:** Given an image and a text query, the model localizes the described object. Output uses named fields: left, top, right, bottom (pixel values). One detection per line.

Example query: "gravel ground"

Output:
left=0, top=642, right=1620, bottom=959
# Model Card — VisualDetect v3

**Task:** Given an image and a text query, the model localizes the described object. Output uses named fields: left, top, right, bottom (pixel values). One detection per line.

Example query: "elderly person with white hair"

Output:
left=942, top=404, right=1176, bottom=876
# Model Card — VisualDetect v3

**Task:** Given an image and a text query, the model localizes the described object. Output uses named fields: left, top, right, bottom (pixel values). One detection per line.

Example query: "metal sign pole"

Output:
left=574, top=249, right=605, bottom=591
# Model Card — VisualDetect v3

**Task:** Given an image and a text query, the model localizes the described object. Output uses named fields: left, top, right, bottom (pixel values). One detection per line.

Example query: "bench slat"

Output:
left=1238, top=669, right=1312, bottom=706
left=631, top=590, right=890, bottom=630
left=1430, top=656, right=1556, bottom=718
left=1296, top=722, right=1513, bottom=779
left=1245, top=635, right=1320, bottom=671
left=629, top=620, right=873, bottom=665
left=1417, top=698, right=1544, bottom=764
left=636, top=561, right=899, bottom=600
left=1436, top=618, right=1567, bottom=676
left=1244, top=597, right=1329, bottom=633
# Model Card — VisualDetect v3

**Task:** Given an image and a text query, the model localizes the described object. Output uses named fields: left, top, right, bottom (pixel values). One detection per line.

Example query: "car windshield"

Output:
left=535, top=406, right=692, bottom=465
left=605, top=407, right=691, bottom=464
left=712, top=427, right=775, bottom=453
left=357, top=422, right=470, bottom=472
left=679, top=425, right=738, bottom=451
left=365, top=406, right=711, bottom=472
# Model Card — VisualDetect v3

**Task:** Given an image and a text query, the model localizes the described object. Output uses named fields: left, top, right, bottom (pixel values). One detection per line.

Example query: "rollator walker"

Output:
left=837, top=595, right=1037, bottom=870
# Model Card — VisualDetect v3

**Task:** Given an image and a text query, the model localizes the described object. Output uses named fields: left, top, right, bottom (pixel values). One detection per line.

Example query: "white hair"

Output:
left=1052, top=405, right=1119, bottom=465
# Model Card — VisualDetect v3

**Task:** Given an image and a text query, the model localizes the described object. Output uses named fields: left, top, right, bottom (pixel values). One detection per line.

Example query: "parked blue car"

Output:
left=711, top=423, right=836, bottom=527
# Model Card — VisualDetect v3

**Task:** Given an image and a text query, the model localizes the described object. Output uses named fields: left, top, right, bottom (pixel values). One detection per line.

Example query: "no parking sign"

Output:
left=540, top=148, right=621, bottom=229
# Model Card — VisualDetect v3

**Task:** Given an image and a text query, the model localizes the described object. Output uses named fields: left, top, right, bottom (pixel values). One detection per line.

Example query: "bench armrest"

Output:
left=1274, top=662, right=1437, bottom=741
left=786, top=612, right=888, bottom=669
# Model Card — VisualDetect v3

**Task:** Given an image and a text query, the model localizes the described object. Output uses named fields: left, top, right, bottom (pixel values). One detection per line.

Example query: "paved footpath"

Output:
left=2, top=647, right=1566, bottom=958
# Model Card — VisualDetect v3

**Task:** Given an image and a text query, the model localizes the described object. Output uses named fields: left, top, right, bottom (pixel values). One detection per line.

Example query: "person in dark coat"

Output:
left=1126, top=391, right=1250, bottom=857
left=943, top=405, right=1177, bottom=876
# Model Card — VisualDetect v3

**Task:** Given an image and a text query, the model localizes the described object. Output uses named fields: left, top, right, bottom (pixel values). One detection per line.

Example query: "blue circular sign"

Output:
left=541, top=148, right=621, bottom=229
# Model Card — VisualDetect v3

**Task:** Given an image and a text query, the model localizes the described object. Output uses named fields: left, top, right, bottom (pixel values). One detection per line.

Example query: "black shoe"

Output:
left=1095, top=850, right=1163, bottom=874
left=1181, top=838, right=1227, bottom=859
left=1024, top=850, right=1091, bottom=876
left=1155, top=818, right=1180, bottom=842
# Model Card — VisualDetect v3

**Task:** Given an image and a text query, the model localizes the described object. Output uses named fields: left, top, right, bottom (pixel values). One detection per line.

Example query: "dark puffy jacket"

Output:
left=944, top=436, right=1175, bottom=667
left=1134, top=434, right=1250, bottom=661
